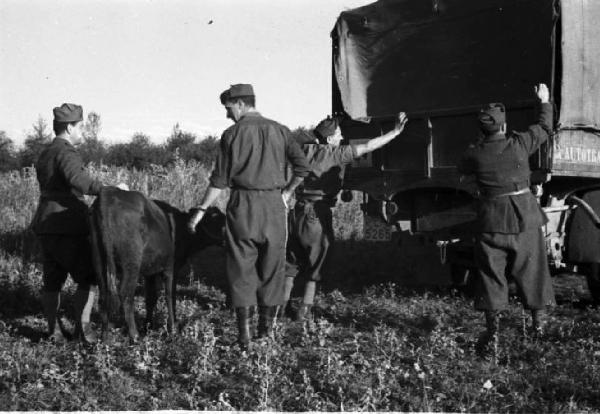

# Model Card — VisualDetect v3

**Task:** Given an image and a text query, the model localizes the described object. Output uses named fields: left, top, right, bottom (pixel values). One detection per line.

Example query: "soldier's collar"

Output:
left=53, top=136, right=73, bottom=146
left=484, top=132, right=506, bottom=142
left=240, top=111, right=262, bottom=120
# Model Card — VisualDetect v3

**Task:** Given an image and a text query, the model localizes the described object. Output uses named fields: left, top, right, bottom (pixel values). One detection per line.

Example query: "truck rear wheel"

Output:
left=584, top=263, right=600, bottom=303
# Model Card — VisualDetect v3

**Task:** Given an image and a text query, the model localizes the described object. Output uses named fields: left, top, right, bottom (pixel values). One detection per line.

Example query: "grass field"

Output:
left=1, top=162, right=600, bottom=411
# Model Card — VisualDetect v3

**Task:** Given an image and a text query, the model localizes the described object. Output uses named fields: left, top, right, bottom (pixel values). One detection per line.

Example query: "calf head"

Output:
left=189, top=206, right=225, bottom=248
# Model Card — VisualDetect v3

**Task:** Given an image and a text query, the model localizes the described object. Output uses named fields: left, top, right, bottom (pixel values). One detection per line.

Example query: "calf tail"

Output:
left=91, top=195, right=121, bottom=320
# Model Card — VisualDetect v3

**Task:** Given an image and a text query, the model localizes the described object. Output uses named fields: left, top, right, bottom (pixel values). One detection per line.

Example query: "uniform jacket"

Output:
left=31, top=137, right=103, bottom=235
left=210, top=112, right=309, bottom=190
left=458, top=102, right=553, bottom=233
left=296, top=144, right=357, bottom=203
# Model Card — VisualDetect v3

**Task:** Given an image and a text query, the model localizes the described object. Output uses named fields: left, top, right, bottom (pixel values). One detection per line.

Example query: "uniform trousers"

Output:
left=285, top=199, right=334, bottom=282
left=225, top=189, right=287, bottom=307
left=39, top=235, right=96, bottom=291
left=474, top=227, right=555, bottom=310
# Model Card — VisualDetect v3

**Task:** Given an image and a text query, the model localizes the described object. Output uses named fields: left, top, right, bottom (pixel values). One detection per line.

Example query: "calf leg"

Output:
left=121, top=294, right=139, bottom=341
left=41, top=291, right=66, bottom=343
left=144, top=273, right=161, bottom=331
left=100, top=307, right=110, bottom=341
left=120, top=267, right=140, bottom=341
left=163, top=268, right=176, bottom=335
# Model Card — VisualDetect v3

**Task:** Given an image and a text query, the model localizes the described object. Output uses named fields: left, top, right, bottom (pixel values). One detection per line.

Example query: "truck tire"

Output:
left=584, top=263, right=600, bottom=303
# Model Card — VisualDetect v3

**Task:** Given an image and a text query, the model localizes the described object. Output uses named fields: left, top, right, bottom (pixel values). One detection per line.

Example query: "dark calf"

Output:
left=90, top=187, right=224, bottom=340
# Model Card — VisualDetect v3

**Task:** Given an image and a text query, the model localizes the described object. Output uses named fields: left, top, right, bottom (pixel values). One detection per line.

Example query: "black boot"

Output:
left=295, top=304, right=313, bottom=322
left=281, top=276, right=296, bottom=319
left=257, top=306, right=277, bottom=339
left=235, top=307, right=253, bottom=350
left=295, top=281, right=316, bottom=322
left=476, top=311, right=499, bottom=357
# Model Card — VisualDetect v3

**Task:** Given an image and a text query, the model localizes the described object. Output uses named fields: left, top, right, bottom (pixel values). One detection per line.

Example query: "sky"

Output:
left=0, top=0, right=373, bottom=146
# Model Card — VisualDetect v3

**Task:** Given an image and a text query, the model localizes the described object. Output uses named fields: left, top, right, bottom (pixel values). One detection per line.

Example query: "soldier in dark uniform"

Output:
left=458, top=84, right=556, bottom=352
left=188, top=84, right=309, bottom=348
left=284, top=113, right=408, bottom=321
left=31, top=103, right=105, bottom=343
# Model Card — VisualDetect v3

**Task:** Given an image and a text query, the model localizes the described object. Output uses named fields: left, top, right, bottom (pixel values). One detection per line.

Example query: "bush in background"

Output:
left=0, top=131, right=19, bottom=172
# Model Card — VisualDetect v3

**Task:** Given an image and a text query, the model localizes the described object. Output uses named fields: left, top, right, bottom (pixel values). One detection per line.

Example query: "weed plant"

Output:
left=0, top=162, right=599, bottom=411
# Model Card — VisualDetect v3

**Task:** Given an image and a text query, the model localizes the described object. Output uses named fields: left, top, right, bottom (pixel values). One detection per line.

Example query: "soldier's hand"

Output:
left=535, top=83, right=549, bottom=104
left=187, top=209, right=205, bottom=234
left=281, top=190, right=292, bottom=209
left=394, top=112, right=408, bottom=135
left=116, top=182, right=129, bottom=191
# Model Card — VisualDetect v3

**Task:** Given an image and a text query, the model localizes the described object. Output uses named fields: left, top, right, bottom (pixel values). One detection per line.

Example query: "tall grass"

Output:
left=0, top=158, right=364, bottom=241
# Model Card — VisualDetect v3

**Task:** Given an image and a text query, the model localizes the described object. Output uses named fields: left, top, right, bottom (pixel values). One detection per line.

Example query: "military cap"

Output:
left=229, top=83, right=254, bottom=98
left=53, top=103, right=83, bottom=123
left=313, top=116, right=338, bottom=141
left=478, top=102, right=506, bottom=133
left=220, top=84, right=254, bottom=105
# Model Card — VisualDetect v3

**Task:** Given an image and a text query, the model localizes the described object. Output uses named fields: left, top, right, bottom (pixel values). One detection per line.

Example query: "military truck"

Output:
left=331, top=0, right=600, bottom=297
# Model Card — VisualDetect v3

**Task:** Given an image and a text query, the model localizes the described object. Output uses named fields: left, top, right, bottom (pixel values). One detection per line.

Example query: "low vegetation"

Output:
left=0, top=163, right=599, bottom=411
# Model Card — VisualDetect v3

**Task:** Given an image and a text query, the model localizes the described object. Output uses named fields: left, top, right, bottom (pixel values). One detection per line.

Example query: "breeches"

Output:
left=225, top=189, right=287, bottom=307
left=474, top=227, right=555, bottom=310
left=285, top=200, right=333, bottom=282
left=38, top=235, right=97, bottom=291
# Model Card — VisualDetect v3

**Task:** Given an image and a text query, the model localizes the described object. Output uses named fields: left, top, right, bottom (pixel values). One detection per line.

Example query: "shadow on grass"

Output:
left=187, top=239, right=464, bottom=308
left=299, top=239, right=453, bottom=295
left=11, top=323, right=48, bottom=343
left=0, top=277, right=43, bottom=320
left=0, top=229, right=42, bottom=264
left=319, top=304, right=439, bottom=336
left=186, top=245, right=230, bottom=303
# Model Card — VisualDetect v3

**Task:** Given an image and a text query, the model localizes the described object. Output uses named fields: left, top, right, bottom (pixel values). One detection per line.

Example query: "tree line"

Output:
left=0, top=112, right=220, bottom=171
left=0, top=112, right=314, bottom=173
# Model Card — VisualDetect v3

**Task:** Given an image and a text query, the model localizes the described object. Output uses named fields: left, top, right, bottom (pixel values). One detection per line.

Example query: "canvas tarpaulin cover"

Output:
left=332, top=0, right=556, bottom=120
left=559, top=0, right=600, bottom=130
left=550, top=0, right=600, bottom=177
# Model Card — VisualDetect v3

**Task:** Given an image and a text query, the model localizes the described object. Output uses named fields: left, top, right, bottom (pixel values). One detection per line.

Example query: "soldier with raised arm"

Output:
left=284, top=113, right=408, bottom=321
left=458, top=84, right=556, bottom=354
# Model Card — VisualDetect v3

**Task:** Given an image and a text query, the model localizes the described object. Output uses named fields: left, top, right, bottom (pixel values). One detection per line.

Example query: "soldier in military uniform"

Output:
left=458, top=84, right=556, bottom=352
left=188, top=84, right=309, bottom=348
left=31, top=103, right=105, bottom=343
left=283, top=113, right=408, bottom=321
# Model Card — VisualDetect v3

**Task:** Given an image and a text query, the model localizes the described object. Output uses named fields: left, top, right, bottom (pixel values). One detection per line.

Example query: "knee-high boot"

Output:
left=257, top=306, right=277, bottom=339
left=281, top=276, right=295, bottom=317
left=476, top=310, right=499, bottom=356
left=235, top=307, right=253, bottom=349
left=41, top=291, right=66, bottom=342
left=296, top=281, right=316, bottom=322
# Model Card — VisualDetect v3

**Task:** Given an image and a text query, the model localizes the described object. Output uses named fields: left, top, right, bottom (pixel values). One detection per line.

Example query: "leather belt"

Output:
left=484, top=187, right=531, bottom=199
left=230, top=187, right=281, bottom=192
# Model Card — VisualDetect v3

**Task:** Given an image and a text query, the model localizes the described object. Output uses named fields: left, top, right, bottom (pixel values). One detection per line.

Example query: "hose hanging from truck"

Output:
left=567, top=195, right=600, bottom=229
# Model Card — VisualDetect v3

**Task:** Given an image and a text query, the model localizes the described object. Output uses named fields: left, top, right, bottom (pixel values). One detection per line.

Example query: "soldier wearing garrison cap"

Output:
left=458, top=84, right=556, bottom=355
left=283, top=112, right=408, bottom=322
left=188, top=83, right=310, bottom=349
left=32, top=103, right=115, bottom=343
